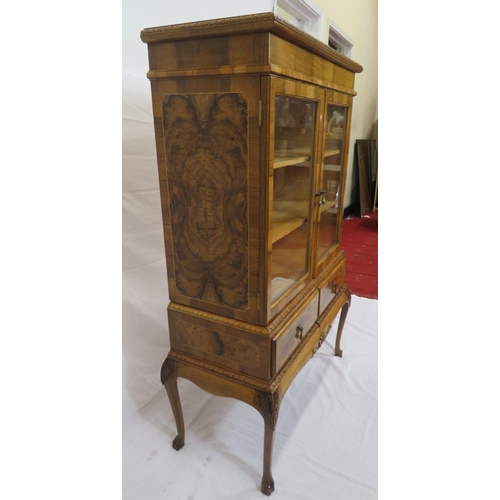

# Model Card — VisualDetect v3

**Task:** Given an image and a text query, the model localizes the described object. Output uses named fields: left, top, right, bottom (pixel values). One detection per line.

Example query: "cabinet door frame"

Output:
left=264, top=76, right=324, bottom=322
left=312, top=90, right=354, bottom=278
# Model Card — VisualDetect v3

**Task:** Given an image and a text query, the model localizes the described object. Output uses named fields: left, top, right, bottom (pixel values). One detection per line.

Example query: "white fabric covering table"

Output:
left=122, top=73, right=378, bottom=500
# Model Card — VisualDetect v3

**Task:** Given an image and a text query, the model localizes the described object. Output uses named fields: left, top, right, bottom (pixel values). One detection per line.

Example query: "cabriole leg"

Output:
left=334, top=291, right=351, bottom=357
left=161, top=357, right=185, bottom=450
left=256, top=391, right=281, bottom=496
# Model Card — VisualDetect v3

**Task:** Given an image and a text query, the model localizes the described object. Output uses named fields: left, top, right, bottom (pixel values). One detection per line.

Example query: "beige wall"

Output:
left=314, top=0, right=378, bottom=207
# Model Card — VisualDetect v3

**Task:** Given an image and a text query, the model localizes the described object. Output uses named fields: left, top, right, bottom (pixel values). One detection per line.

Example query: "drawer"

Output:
left=273, top=292, right=319, bottom=375
left=168, top=304, right=272, bottom=381
left=318, top=264, right=346, bottom=316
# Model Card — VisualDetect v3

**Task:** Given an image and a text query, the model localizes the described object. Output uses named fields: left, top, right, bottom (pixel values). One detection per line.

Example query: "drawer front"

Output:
left=168, top=305, right=272, bottom=381
left=318, top=265, right=346, bottom=316
left=274, top=292, right=319, bottom=375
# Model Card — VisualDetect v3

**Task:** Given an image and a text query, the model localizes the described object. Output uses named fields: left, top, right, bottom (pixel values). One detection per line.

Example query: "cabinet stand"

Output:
left=161, top=287, right=350, bottom=495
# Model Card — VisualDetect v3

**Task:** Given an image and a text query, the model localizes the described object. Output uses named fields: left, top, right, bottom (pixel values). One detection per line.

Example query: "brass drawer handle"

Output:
left=296, top=324, right=304, bottom=340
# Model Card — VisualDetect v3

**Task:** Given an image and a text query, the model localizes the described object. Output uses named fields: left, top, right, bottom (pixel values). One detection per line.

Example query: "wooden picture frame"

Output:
left=355, top=139, right=372, bottom=216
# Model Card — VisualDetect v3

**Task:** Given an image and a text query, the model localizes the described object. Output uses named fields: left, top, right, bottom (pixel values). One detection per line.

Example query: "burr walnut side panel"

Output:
left=150, top=76, right=262, bottom=324
left=162, top=92, right=249, bottom=311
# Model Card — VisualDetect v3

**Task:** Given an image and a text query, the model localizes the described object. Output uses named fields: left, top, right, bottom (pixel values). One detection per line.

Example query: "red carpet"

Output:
left=341, top=211, right=378, bottom=300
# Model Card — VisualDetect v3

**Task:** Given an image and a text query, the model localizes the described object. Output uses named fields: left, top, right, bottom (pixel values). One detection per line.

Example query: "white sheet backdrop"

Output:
left=122, top=72, right=378, bottom=499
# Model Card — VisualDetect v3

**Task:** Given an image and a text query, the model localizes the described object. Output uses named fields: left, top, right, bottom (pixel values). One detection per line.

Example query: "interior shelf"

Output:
left=272, top=200, right=308, bottom=244
left=271, top=199, right=336, bottom=244
left=273, top=149, right=341, bottom=169
left=320, top=200, right=336, bottom=213
left=274, top=155, right=310, bottom=169
left=324, top=148, right=341, bottom=157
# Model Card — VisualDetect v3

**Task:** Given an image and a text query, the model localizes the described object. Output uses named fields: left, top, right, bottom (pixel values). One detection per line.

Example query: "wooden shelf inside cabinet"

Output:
left=271, top=200, right=308, bottom=244
left=320, top=200, right=336, bottom=213
left=274, top=149, right=340, bottom=169
left=324, top=149, right=341, bottom=157
left=271, top=199, right=336, bottom=244
left=274, top=155, right=311, bottom=169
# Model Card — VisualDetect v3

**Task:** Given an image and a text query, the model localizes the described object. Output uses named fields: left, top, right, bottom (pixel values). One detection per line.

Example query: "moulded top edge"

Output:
left=140, top=12, right=363, bottom=74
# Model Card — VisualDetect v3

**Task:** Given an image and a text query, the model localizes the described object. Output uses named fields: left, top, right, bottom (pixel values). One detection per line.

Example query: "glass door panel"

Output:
left=271, top=96, right=316, bottom=304
left=316, top=104, right=347, bottom=263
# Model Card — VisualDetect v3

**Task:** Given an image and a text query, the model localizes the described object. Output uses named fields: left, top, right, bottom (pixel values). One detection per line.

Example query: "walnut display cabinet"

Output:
left=140, top=13, right=363, bottom=495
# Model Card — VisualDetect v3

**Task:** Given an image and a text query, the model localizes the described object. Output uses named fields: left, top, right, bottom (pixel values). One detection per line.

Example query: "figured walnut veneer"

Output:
left=176, top=321, right=260, bottom=368
left=163, top=93, right=249, bottom=310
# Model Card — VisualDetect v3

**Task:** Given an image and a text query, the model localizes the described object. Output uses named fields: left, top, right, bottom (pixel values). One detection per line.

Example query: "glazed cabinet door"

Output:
left=313, top=90, right=353, bottom=276
left=266, top=77, right=323, bottom=320
left=149, top=76, right=262, bottom=324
